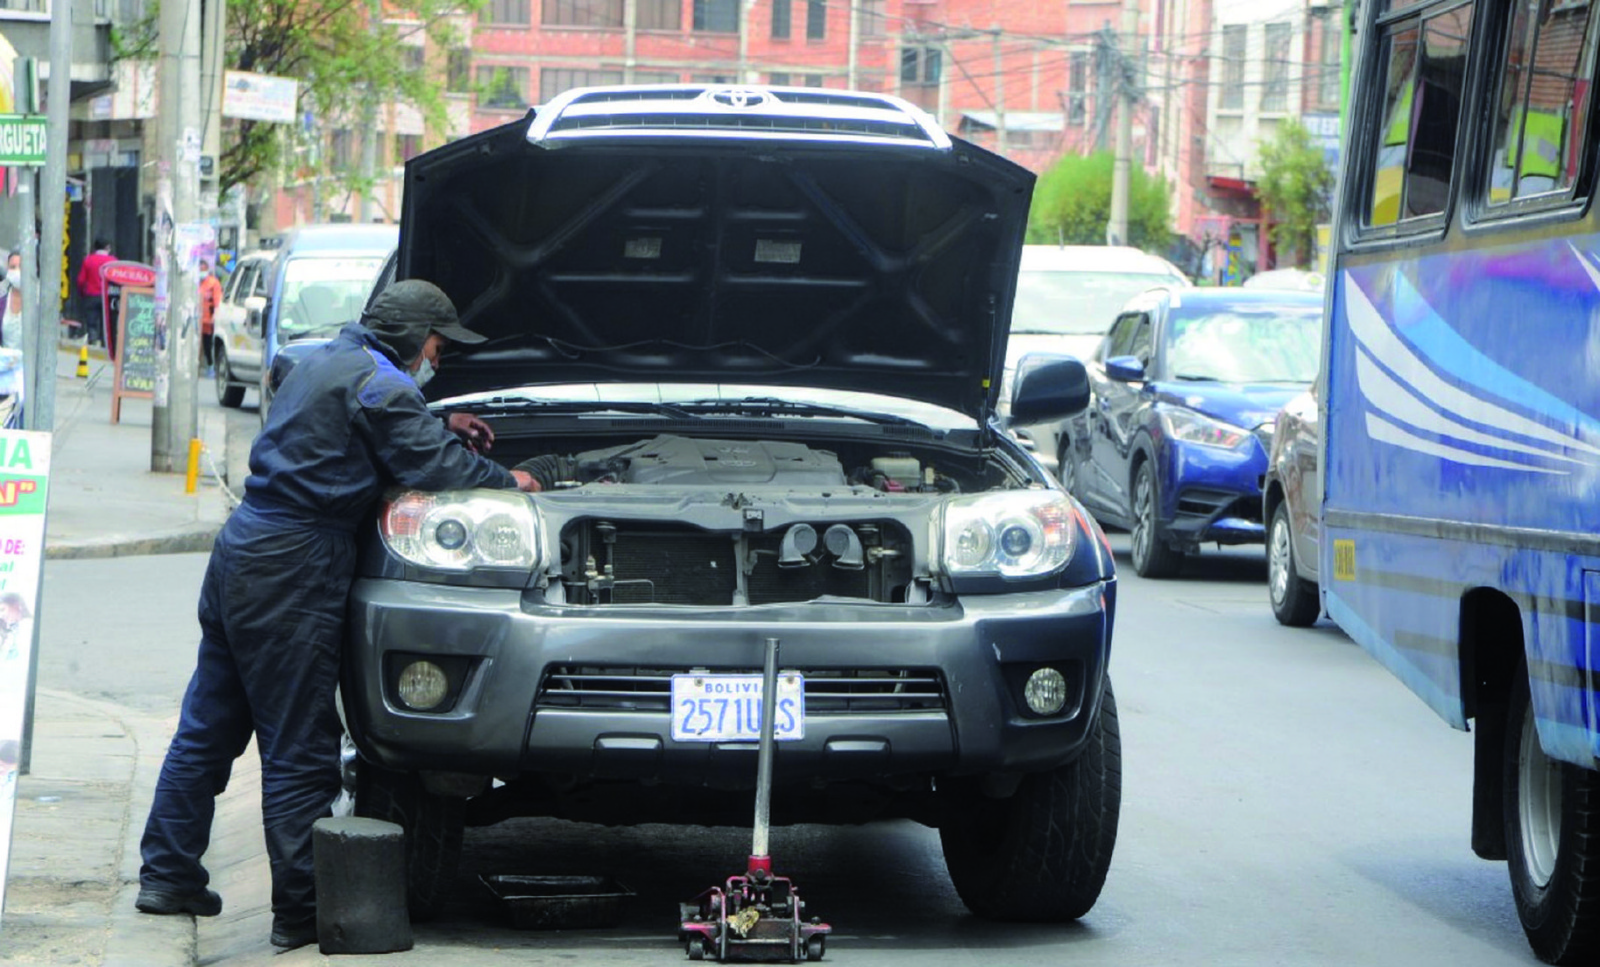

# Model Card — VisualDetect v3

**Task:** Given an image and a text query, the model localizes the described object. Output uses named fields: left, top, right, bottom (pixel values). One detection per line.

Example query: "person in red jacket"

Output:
left=77, top=238, right=115, bottom=348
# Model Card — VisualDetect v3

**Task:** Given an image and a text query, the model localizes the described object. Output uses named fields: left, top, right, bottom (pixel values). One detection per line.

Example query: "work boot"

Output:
left=270, top=915, right=319, bottom=950
left=135, top=886, right=223, bottom=917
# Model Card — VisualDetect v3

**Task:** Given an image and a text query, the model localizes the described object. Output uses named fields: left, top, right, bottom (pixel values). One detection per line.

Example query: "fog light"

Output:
left=397, top=660, right=449, bottom=710
left=1023, top=667, right=1068, bottom=716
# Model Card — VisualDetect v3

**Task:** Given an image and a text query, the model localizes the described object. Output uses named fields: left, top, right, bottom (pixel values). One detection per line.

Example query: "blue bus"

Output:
left=1323, top=0, right=1600, bottom=962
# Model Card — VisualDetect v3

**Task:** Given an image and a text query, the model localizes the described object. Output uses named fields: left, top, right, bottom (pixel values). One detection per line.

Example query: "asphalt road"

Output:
left=36, top=534, right=1539, bottom=966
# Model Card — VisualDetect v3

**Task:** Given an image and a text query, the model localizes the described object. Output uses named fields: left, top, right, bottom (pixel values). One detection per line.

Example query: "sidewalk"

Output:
left=2, top=341, right=248, bottom=966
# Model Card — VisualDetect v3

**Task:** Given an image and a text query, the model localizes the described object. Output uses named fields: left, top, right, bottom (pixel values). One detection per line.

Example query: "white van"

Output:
left=1004, top=244, right=1190, bottom=475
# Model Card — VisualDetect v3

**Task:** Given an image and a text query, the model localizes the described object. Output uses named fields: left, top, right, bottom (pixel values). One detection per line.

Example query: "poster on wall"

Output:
left=0, top=429, right=51, bottom=921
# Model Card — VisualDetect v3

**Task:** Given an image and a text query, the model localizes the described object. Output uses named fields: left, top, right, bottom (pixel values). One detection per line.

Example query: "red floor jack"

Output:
left=679, top=638, right=832, bottom=962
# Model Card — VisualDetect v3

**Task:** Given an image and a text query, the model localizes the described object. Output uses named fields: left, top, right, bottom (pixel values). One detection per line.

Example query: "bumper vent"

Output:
left=536, top=666, right=947, bottom=714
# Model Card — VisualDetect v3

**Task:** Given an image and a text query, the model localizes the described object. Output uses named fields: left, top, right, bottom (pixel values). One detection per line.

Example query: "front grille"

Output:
left=536, top=666, right=947, bottom=715
left=549, top=112, right=931, bottom=143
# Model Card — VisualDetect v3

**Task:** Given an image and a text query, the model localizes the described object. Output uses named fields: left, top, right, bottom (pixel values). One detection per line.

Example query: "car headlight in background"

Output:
left=940, top=490, right=1078, bottom=578
left=1158, top=407, right=1253, bottom=450
left=380, top=489, right=540, bottom=571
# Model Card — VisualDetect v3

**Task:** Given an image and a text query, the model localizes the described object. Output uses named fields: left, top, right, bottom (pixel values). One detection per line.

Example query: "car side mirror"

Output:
left=1105, top=355, right=1146, bottom=383
left=243, top=295, right=267, bottom=336
left=1009, top=355, right=1090, bottom=425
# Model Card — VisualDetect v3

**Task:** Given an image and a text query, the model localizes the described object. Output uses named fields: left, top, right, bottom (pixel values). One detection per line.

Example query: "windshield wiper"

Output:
left=677, top=397, right=926, bottom=427
left=1173, top=373, right=1220, bottom=382
left=457, top=397, right=698, bottom=419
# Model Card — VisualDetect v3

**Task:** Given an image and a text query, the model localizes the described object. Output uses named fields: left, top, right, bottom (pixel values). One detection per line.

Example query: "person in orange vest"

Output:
left=198, top=259, right=223, bottom=376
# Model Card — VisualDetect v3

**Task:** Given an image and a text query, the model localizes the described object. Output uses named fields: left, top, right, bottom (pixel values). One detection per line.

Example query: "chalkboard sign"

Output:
left=111, top=285, right=157, bottom=423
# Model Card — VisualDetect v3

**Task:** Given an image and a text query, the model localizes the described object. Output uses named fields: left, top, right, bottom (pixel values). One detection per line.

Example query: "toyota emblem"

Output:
left=711, top=88, right=770, bottom=109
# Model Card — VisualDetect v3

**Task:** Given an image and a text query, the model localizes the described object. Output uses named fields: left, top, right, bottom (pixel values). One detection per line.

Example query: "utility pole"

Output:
left=36, top=0, right=70, bottom=434
left=846, top=0, right=859, bottom=88
left=357, top=0, right=380, bottom=223
left=992, top=27, right=1006, bottom=156
left=201, top=0, right=227, bottom=227
left=154, top=0, right=203, bottom=472
left=14, top=58, right=38, bottom=427
left=1107, top=0, right=1139, bottom=247
left=623, top=0, right=638, bottom=82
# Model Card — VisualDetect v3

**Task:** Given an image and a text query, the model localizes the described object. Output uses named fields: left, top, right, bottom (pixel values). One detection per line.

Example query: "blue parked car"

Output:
left=1059, top=286, right=1322, bottom=577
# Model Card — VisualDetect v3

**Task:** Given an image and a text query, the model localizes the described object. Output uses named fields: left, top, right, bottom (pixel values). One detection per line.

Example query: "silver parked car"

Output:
left=1262, top=388, right=1321, bottom=625
left=339, top=85, right=1123, bottom=927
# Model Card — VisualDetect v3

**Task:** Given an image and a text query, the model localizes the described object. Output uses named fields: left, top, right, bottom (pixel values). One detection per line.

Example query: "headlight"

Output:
left=940, top=490, right=1078, bottom=578
left=1159, top=408, right=1252, bottom=450
left=380, top=489, right=540, bottom=572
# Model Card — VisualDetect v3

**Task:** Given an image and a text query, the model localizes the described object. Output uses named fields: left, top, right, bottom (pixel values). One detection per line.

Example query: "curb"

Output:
left=44, top=527, right=221, bottom=561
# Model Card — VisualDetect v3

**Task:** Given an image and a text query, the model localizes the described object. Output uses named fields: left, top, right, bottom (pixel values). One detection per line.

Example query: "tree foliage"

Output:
left=117, top=0, right=474, bottom=199
left=1026, top=151, right=1173, bottom=252
left=1254, top=119, right=1334, bottom=267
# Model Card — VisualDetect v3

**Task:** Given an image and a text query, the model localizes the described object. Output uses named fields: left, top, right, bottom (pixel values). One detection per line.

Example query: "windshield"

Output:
left=278, top=256, right=387, bottom=338
left=1011, top=270, right=1184, bottom=336
left=1165, top=306, right=1322, bottom=384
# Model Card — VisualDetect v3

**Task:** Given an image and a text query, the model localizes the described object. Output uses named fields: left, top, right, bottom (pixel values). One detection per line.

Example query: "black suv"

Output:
left=339, top=84, right=1121, bottom=926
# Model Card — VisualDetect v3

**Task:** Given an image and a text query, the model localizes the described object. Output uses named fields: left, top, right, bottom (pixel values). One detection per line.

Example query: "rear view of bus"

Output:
left=1323, top=0, right=1600, bottom=961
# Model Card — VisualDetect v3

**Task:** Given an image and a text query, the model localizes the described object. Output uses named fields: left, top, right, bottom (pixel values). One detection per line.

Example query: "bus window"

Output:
left=1364, top=2, right=1475, bottom=226
left=1487, top=0, right=1599, bottom=206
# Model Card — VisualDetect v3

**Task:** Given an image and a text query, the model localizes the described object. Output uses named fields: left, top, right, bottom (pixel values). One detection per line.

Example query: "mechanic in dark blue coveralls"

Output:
left=133, top=279, right=539, bottom=949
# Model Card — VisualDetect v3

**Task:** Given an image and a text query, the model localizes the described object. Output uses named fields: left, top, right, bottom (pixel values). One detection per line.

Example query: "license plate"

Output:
left=670, top=673, right=806, bottom=743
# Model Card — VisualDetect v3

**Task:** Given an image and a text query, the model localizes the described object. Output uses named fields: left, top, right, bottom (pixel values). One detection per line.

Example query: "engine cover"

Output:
left=579, top=435, right=846, bottom=487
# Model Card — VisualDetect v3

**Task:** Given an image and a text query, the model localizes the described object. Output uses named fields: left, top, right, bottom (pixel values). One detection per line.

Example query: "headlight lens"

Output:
left=380, top=489, right=540, bottom=572
left=1159, top=408, right=1252, bottom=450
left=941, top=490, right=1078, bottom=578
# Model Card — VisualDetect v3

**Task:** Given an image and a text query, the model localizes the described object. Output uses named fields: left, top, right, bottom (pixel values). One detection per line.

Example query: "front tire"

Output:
left=1267, top=502, right=1320, bottom=626
left=1504, top=665, right=1600, bottom=964
left=939, top=678, right=1121, bottom=921
left=351, top=759, right=466, bottom=921
left=1130, top=462, right=1185, bottom=578
left=215, top=347, right=244, bottom=408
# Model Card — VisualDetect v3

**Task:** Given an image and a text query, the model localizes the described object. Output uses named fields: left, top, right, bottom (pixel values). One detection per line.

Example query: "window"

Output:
left=634, top=71, right=679, bottom=83
left=446, top=48, right=471, bottom=93
left=477, top=65, right=531, bottom=110
left=692, top=73, right=736, bottom=83
left=769, top=71, right=791, bottom=85
left=543, top=0, right=623, bottom=27
left=692, top=0, right=736, bottom=32
left=396, top=134, right=423, bottom=163
left=1221, top=24, right=1247, bottom=110
left=860, top=0, right=884, bottom=37
left=1365, top=2, right=1474, bottom=226
left=901, top=45, right=941, bottom=85
left=637, top=0, right=678, bottom=29
left=400, top=46, right=425, bottom=74
left=1487, top=0, right=1599, bottom=206
left=1068, top=51, right=1088, bottom=125
left=772, top=0, right=789, bottom=39
left=0, top=0, right=48, bottom=13
left=1318, top=15, right=1342, bottom=107
left=540, top=68, right=623, bottom=102
left=806, top=0, right=825, bottom=39
left=329, top=128, right=355, bottom=169
left=803, top=73, right=823, bottom=87
left=1261, top=22, right=1292, bottom=112
left=480, top=0, right=530, bottom=24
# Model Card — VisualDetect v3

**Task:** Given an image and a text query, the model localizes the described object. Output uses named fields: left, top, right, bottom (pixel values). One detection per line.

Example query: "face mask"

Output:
left=410, top=354, right=436, bottom=389
left=5, top=269, right=17, bottom=288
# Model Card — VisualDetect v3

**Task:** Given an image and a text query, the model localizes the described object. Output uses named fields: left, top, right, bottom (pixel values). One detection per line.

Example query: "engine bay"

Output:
left=497, top=433, right=1031, bottom=607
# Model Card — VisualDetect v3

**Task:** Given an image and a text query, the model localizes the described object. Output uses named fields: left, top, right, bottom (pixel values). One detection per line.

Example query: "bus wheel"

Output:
left=1503, top=665, right=1600, bottom=964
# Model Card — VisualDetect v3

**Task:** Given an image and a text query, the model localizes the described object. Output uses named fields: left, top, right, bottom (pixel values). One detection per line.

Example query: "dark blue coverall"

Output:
left=139, top=322, right=515, bottom=932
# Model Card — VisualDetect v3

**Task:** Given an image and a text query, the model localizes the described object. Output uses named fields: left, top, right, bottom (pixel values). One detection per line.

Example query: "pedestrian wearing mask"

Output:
left=1, top=253, right=21, bottom=351
left=134, top=279, right=540, bottom=950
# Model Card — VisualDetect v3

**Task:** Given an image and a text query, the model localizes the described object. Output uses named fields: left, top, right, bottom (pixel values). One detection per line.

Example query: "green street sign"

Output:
left=0, top=115, right=47, bottom=166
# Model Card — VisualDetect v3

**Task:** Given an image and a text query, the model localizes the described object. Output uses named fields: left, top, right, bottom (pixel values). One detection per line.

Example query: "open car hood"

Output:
left=398, top=92, right=1035, bottom=421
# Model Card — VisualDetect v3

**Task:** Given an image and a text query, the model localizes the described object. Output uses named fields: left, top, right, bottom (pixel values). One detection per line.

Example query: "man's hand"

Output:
left=447, top=412, right=495, bottom=453
left=511, top=470, right=542, bottom=493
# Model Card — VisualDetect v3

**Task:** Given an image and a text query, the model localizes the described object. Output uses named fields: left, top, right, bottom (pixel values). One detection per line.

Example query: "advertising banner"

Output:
left=0, top=429, right=51, bottom=921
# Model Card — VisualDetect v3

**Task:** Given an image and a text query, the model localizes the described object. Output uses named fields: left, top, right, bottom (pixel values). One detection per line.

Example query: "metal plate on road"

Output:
left=671, top=673, right=805, bottom=742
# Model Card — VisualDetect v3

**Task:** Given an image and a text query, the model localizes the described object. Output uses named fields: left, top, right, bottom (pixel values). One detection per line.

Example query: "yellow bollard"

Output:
left=75, top=344, right=88, bottom=378
left=185, top=438, right=202, bottom=494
